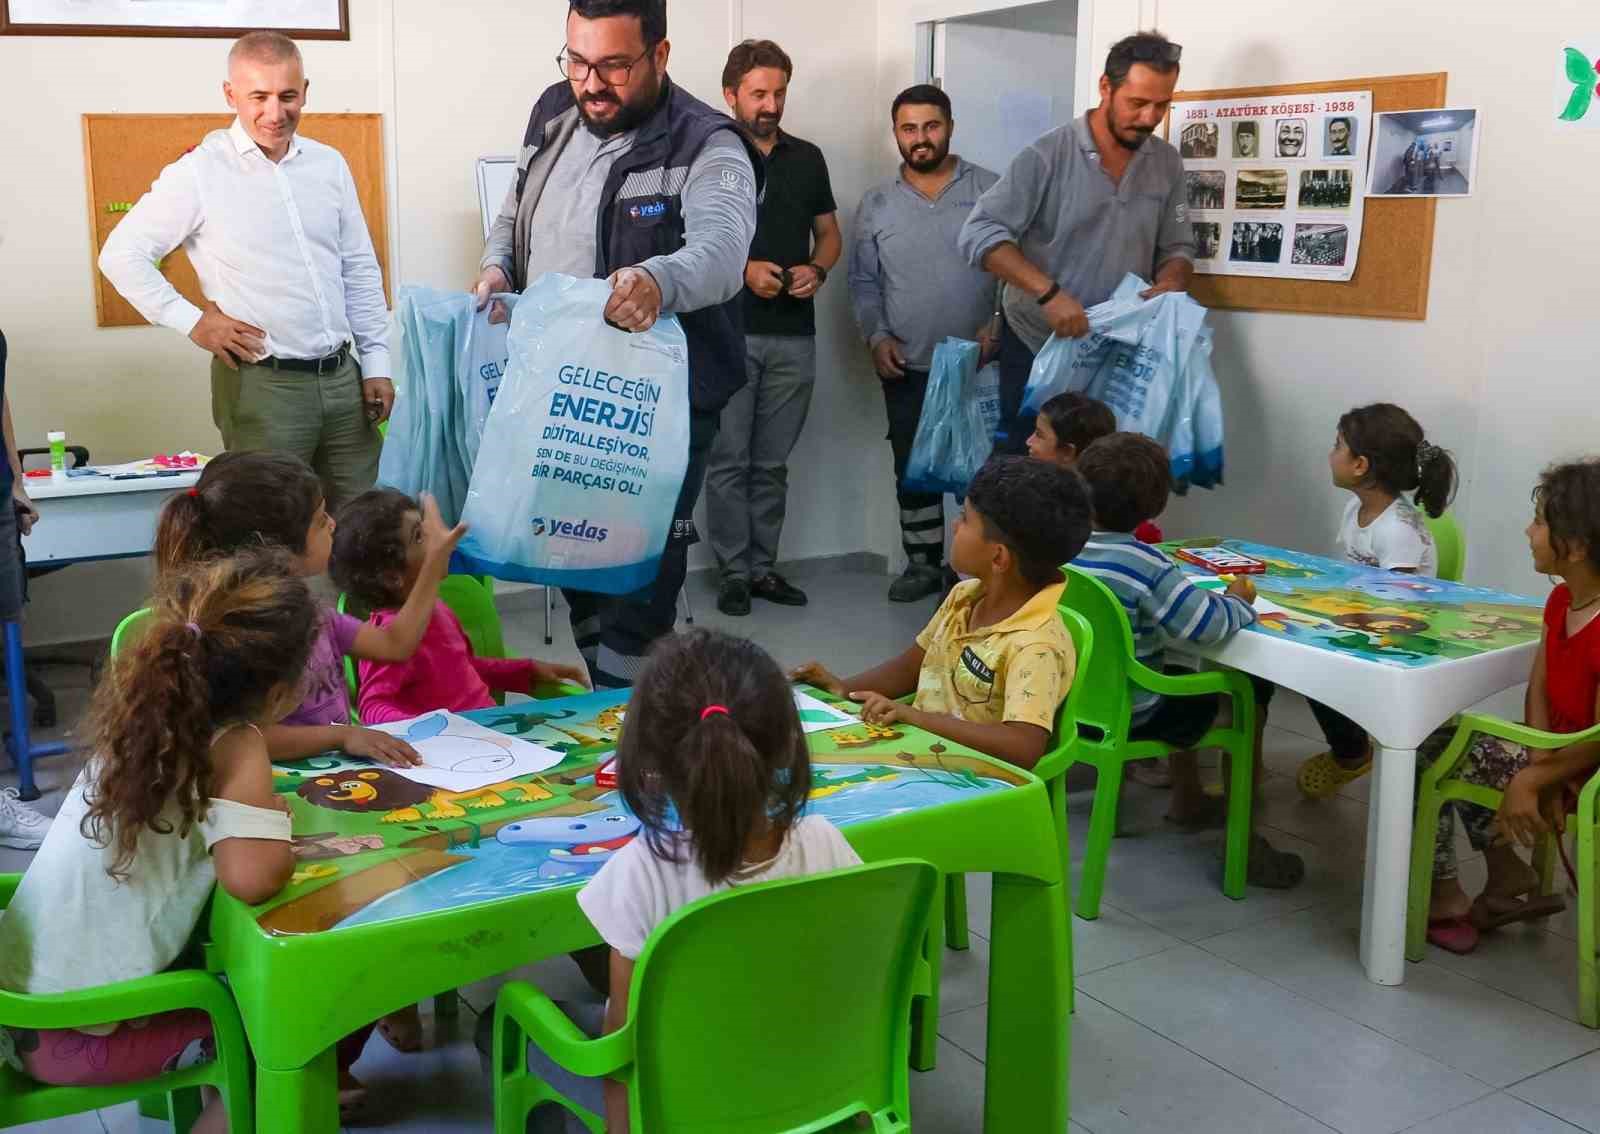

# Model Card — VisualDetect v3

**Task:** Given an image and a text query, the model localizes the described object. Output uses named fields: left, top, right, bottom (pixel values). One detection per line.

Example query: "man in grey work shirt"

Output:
left=850, top=84, right=998, bottom=603
left=959, top=31, right=1194, bottom=454
left=472, top=0, right=759, bottom=689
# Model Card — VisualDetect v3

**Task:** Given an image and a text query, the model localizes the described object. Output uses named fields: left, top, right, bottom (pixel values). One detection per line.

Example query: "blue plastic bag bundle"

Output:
left=904, top=338, right=1002, bottom=497
left=378, top=286, right=521, bottom=523
left=453, top=274, right=691, bottom=595
left=1020, top=273, right=1224, bottom=491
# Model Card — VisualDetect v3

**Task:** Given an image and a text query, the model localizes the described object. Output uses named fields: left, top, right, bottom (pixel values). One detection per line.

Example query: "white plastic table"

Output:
left=21, top=470, right=201, bottom=564
left=1169, top=540, right=1543, bottom=986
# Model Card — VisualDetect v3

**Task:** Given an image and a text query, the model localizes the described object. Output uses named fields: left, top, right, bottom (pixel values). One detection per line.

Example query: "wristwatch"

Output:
left=808, top=262, right=829, bottom=285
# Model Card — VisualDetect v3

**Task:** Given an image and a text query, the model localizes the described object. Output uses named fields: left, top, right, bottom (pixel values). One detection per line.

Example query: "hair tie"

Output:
left=186, top=622, right=202, bottom=639
left=700, top=705, right=729, bottom=721
left=187, top=487, right=200, bottom=498
left=1416, top=439, right=1437, bottom=477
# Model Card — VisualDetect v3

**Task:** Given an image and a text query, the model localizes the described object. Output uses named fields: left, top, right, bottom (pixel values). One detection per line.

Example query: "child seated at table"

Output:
left=1420, top=458, right=1600, bottom=954
left=330, top=488, right=587, bottom=723
left=1026, top=391, right=1164, bottom=543
left=156, top=451, right=463, bottom=769
left=1071, top=433, right=1303, bottom=888
left=510, top=628, right=861, bottom=1133
left=1293, top=404, right=1458, bottom=799
left=0, top=552, right=365, bottom=1131
left=792, top=457, right=1089, bottom=770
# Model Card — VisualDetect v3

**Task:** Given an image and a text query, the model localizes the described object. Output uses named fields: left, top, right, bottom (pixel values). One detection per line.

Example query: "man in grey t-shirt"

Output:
left=849, top=85, right=998, bottom=603
left=958, top=31, right=1195, bottom=454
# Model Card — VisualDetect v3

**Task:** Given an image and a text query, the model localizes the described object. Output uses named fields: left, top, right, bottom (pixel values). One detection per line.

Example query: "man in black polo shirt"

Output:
left=705, top=39, right=840, bottom=616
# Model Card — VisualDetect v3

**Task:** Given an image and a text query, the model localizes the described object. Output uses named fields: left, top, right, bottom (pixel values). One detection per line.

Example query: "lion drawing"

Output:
left=296, top=769, right=551, bottom=823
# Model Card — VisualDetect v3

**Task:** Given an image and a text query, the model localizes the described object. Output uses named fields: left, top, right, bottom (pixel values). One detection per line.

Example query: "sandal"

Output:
left=1244, top=834, right=1304, bottom=889
left=377, top=1003, right=422, bottom=1053
left=1164, top=795, right=1227, bottom=832
left=1296, top=749, right=1371, bottom=799
left=1468, top=891, right=1566, bottom=931
left=1126, top=759, right=1173, bottom=789
left=1426, top=915, right=1479, bottom=955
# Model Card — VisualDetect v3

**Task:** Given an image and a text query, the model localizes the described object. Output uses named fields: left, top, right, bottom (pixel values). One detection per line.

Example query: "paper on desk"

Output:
left=299, top=712, right=565, bottom=792
left=93, top=453, right=210, bottom=477
left=793, top=688, right=858, bottom=733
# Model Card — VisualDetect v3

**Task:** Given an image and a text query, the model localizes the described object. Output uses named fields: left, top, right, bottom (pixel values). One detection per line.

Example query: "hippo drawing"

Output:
left=495, top=803, right=642, bottom=880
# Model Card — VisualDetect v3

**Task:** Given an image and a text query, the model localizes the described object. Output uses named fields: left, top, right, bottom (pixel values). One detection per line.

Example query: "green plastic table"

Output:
left=207, top=689, right=1072, bottom=1132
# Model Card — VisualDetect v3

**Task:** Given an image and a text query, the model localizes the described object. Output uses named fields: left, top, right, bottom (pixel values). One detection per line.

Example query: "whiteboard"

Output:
left=475, top=156, right=518, bottom=241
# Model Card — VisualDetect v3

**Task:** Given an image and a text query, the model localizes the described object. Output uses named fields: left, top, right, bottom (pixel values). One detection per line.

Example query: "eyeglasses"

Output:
left=1115, top=38, right=1183, bottom=65
left=557, top=47, right=652, bottom=87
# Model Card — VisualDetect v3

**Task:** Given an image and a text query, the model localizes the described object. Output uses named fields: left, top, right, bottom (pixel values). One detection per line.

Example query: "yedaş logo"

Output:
left=533, top=516, right=609, bottom=543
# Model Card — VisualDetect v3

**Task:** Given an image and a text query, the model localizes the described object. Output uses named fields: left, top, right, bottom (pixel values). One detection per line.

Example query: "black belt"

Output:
left=263, top=344, right=351, bottom=376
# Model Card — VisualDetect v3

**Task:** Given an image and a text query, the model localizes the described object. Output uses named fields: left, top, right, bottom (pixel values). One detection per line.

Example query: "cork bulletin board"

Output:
left=1167, top=72, right=1448, bottom=320
left=82, top=113, right=389, bottom=328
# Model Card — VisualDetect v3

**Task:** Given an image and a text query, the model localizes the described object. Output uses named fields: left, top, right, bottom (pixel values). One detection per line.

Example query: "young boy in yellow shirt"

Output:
left=793, top=457, right=1090, bottom=769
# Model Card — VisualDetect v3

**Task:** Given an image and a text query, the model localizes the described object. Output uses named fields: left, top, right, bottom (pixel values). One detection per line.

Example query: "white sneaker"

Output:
left=0, top=787, right=50, bottom=850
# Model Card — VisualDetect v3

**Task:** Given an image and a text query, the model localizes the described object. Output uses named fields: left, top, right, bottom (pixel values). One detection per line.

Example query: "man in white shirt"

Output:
left=99, top=31, right=391, bottom=512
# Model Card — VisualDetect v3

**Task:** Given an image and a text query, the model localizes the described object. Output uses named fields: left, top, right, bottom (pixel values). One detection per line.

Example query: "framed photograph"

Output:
left=1235, top=168, right=1288, bottom=210
left=1185, top=170, right=1226, bottom=211
left=1, top=0, right=349, bottom=38
left=1179, top=121, right=1219, bottom=159
left=1291, top=223, right=1350, bottom=267
left=1366, top=107, right=1479, bottom=197
left=1230, top=221, right=1284, bottom=264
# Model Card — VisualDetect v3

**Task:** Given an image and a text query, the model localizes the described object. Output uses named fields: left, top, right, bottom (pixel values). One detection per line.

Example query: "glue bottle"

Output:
left=47, top=431, right=67, bottom=481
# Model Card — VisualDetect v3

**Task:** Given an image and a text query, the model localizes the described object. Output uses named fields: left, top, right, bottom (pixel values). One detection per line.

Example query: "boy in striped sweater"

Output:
left=1073, top=433, right=1303, bottom=887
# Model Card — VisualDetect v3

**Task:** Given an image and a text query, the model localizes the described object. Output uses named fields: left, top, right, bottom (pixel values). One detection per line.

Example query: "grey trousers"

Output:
left=703, top=333, right=817, bottom=582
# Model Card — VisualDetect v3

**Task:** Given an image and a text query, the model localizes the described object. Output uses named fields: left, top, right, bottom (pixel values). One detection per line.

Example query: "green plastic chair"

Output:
left=0, top=875, right=254, bottom=1132
left=493, top=859, right=936, bottom=1134
left=1406, top=713, right=1599, bottom=1027
left=1061, top=566, right=1255, bottom=917
left=1424, top=511, right=1466, bottom=582
left=109, top=607, right=152, bottom=658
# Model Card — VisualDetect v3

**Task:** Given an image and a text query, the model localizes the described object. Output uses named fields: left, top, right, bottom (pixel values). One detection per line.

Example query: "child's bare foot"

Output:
left=378, top=1003, right=422, bottom=1053
left=1428, top=876, right=1473, bottom=921
left=1469, top=843, right=1565, bottom=929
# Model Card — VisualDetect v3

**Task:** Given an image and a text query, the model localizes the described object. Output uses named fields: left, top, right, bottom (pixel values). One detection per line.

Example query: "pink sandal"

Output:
left=1425, top=915, right=1479, bottom=955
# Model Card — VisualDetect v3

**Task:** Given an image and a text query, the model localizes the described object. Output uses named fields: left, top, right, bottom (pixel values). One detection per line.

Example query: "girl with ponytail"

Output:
left=1290, top=403, right=1460, bottom=800
left=0, top=551, right=317, bottom=1129
left=568, top=628, right=861, bottom=1132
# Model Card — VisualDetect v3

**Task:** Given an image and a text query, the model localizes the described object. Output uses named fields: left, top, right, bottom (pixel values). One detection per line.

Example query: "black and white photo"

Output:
left=1185, top=170, right=1225, bottom=211
left=1368, top=108, right=1479, bottom=197
left=1180, top=121, right=1219, bottom=159
left=1275, top=117, right=1307, bottom=157
left=1230, top=221, right=1283, bottom=263
left=1325, top=115, right=1358, bottom=157
left=1298, top=168, right=1353, bottom=209
left=1235, top=168, right=1288, bottom=210
left=1193, top=222, right=1222, bottom=260
left=1232, top=120, right=1260, bottom=158
left=1292, top=222, right=1350, bottom=266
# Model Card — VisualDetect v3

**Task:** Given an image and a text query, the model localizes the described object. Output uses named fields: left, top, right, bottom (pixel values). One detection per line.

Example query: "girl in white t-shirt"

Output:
left=558, top=628, right=859, bottom=1133
left=1294, top=403, right=1460, bottom=797
left=0, top=551, right=316, bottom=1134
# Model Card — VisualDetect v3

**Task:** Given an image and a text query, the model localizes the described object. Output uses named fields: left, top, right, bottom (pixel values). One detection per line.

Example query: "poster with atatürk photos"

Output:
left=1173, top=89, right=1371, bottom=281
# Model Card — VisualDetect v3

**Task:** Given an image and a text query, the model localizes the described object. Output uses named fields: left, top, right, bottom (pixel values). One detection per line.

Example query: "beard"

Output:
left=898, top=137, right=949, bottom=172
left=741, top=111, right=782, bottom=139
left=577, top=71, right=661, bottom=138
left=1105, top=108, right=1154, bottom=151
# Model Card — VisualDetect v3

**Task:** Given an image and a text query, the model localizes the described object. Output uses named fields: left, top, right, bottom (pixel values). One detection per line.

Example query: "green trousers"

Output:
left=210, top=354, right=381, bottom=514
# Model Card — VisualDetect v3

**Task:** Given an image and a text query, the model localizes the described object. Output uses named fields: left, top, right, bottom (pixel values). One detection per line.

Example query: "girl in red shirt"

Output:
left=1423, top=459, right=1600, bottom=954
left=330, top=489, right=587, bottom=724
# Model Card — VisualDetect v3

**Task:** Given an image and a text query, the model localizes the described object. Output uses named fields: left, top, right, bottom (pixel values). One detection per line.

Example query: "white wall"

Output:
left=1086, top=0, right=1597, bottom=602
left=0, top=0, right=886, bottom=643
left=940, top=0, right=1077, bottom=174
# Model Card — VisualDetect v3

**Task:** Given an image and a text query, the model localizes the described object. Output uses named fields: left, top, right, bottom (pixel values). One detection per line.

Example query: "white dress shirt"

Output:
left=99, top=119, right=390, bottom=377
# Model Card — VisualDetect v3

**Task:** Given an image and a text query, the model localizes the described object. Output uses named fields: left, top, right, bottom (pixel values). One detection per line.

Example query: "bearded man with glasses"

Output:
left=474, top=0, right=761, bottom=690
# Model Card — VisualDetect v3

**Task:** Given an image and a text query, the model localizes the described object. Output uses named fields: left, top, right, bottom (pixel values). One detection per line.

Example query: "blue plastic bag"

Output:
left=453, top=274, right=691, bottom=595
left=380, top=288, right=524, bottom=524
left=904, top=339, right=998, bottom=497
left=1021, top=274, right=1224, bottom=491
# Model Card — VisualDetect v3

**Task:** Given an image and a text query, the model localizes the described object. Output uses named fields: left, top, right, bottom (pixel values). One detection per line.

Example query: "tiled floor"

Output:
left=5, top=565, right=1597, bottom=1133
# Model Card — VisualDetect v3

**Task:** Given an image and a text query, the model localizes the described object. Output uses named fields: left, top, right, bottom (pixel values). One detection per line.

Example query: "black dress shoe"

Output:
left=717, top=578, right=751, bottom=616
left=751, top=571, right=808, bottom=606
left=888, top=564, right=944, bottom=603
